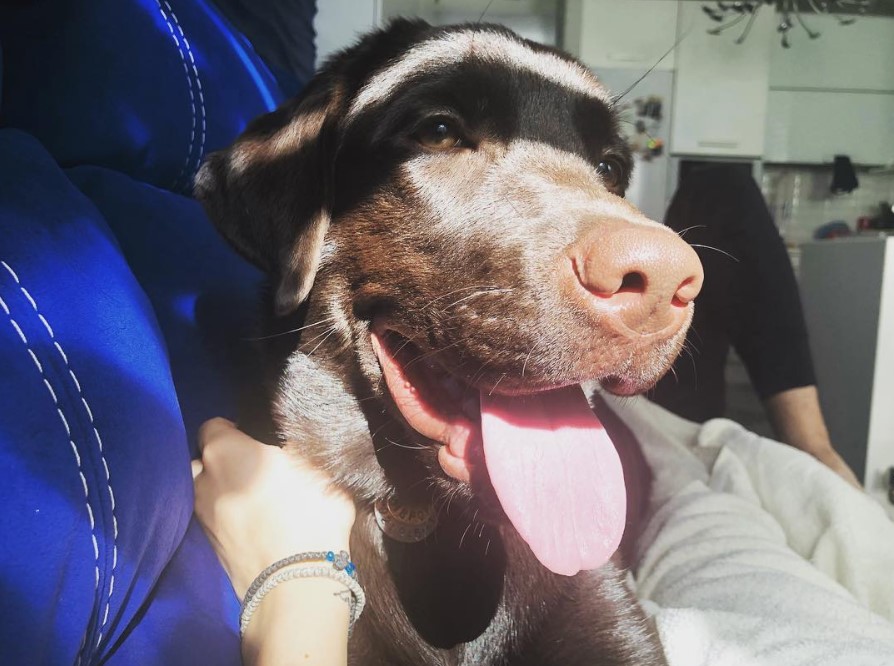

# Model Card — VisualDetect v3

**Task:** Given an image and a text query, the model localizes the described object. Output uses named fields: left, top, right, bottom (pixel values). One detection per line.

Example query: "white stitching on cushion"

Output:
left=155, top=0, right=199, bottom=192
left=163, top=0, right=207, bottom=185
left=0, top=290, right=98, bottom=663
left=1, top=261, right=119, bottom=651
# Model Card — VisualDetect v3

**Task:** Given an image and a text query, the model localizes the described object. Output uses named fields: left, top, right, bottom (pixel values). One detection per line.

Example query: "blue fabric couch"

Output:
left=0, top=1, right=315, bottom=662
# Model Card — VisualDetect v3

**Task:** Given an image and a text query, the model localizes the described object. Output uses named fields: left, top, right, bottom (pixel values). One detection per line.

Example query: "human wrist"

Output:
left=243, top=575, right=350, bottom=636
left=242, top=550, right=357, bottom=604
left=241, top=578, right=350, bottom=666
left=239, top=551, right=365, bottom=640
left=226, top=521, right=354, bottom=598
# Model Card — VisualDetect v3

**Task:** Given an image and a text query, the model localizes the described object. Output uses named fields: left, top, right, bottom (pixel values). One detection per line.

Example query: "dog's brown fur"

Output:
left=197, top=20, right=677, bottom=665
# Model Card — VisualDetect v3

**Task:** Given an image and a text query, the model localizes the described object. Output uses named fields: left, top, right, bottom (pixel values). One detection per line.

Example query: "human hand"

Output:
left=192, top=418, right=356, bottom=599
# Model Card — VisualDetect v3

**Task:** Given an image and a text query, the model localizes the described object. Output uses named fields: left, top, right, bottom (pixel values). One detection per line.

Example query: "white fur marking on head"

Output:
left=318, top=239, right=339, bottom=267
left=228, top=106, right=329, bottom=178
left=348, top=30, right=610, bottom=118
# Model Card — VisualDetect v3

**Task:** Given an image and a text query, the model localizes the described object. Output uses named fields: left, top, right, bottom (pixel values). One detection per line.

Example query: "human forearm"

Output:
left=764, top=386, right=831, bottom=453
left=192, top=419, right=358, bottom=663
left=763, top=386, right=861, bottom=487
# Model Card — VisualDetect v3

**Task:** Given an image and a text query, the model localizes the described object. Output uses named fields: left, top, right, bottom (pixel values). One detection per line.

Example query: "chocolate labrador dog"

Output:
left=196, top=19, right=702, bottom=666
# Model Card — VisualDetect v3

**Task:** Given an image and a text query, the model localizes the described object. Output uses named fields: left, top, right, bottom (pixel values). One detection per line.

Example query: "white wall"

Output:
left=381, top=0, right=559, bottom=45
left=314, top=0, right=383, bottom=67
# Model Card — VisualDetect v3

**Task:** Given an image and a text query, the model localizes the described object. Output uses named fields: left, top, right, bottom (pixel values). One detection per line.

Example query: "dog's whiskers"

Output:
left=686, top=324, right=704, bottom=349
left=477, top=0, right=495, bottom=23
left=244, top=315, right=337, bottom=341
left=689, top=243, right=739, bottom=262
left=392, top=336, right=416, bottom=357
left=675, top=224, right=707, bottom=239
left=488, top=373, right=507, bottom=396
left=459, top=521, right=473, bottom=550
left=469, top=358, right=496, bottom=386
left=421, top=285, right=501, bottom=311
left=666, top=364, right=679, bottom=384
left=498, top=191, right=525, bottom=220
left=369, top=419, right=396, bottom=443
left=302, top=325, right=340, bottom=357
left=301, top=322, right=339, bottom=347
left=442, top=484, right=465, bottom=518
left=402, top=336, right=472, bottom=370
left=442, top=287, right=513, bottom=311
left=673, top=341, right=700, bottom=386
left=614, top=25, right=691, bottom=102
left=380, top=436, right=428, bottom=451
left=521, top=340, right=541, bottom=379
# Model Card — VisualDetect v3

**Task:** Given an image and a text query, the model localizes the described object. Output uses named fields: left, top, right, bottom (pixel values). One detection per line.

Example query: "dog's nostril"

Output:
left=618, top=272, right=646, bottom=294
left=673, top=275, right=700, bottom=307
left=571, top=223, right=704, bottom=335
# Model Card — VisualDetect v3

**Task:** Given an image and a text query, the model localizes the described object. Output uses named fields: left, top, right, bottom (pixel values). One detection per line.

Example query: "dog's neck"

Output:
left=351, top=503, right=574, bottom=664
left=254, top=313, right=664, bottom=665
left=266, top=340, right=572, bottom=661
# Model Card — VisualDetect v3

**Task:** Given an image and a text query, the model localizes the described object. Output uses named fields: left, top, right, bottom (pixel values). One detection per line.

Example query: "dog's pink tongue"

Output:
left=480, top=386, right=626, bottom=576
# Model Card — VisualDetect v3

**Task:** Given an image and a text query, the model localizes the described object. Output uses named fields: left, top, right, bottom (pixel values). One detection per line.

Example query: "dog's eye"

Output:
left=416, top=119, right=464, bottom=150
left=596, top=159, right=625, bottom=191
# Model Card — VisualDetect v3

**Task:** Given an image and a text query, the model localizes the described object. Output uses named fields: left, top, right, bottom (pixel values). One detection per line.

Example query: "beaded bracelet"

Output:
left=242, top=551, right=352, bottom=606
left=239, top=551, right=365, bottom=638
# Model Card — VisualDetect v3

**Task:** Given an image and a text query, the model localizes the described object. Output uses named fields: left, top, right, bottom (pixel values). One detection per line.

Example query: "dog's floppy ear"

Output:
left=195, top=76, right=343, bottom=315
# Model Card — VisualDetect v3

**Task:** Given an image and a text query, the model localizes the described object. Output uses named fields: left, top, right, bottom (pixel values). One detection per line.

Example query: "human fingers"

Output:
left=196, top=417, right=238, bottom=454
left=196, top=418, right=265, bottom=478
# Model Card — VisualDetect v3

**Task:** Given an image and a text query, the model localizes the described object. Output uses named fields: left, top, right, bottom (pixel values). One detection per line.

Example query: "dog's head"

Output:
left=197, top=20, right=703, bottom=576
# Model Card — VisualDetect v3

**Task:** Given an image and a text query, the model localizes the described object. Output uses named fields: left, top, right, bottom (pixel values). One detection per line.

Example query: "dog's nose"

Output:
left=570, top=223, right=703, bottom=336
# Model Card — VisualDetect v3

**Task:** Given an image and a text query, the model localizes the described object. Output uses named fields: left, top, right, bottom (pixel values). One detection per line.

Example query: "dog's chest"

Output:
left=348, top=512, right=561, bottom=666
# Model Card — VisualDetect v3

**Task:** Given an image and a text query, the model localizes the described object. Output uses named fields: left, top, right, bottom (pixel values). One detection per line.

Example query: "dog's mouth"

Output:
left=370, top=328, right=627, bottom=577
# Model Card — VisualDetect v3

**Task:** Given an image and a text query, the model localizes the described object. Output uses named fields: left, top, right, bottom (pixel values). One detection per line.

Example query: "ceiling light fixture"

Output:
left=702, top=0, right=873, bottom=47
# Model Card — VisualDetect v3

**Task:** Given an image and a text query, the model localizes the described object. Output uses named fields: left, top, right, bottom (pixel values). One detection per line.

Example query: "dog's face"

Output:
left=197, top=20, right=702, bottom=576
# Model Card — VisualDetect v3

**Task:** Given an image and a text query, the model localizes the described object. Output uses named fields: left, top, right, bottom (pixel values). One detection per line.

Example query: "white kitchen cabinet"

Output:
left=764, top=15, right=894, bottom=166
left=670, top=2, right=774, bottom=157
left=768, top=16, right=894, bottom=93
left=564, top=0, right=678, bottom=72
left=764, top=89, right=894, bottom=165
left=800, top=237, right=894, bottom=515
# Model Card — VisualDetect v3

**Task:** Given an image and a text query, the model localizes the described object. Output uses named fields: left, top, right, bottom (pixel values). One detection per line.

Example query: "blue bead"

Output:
left=346, top=563, right=355, bottom=576
left=326, top=551, right=334, bottom=562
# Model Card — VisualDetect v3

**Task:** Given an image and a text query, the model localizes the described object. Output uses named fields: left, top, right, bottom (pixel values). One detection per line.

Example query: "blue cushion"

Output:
left=67, top=166, right=265, bottom=453
left=0, top=128, right=203, bottom=663
left=105, top=518, right=241, bottom=665
left=0, top=0, right=285, bottom=194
